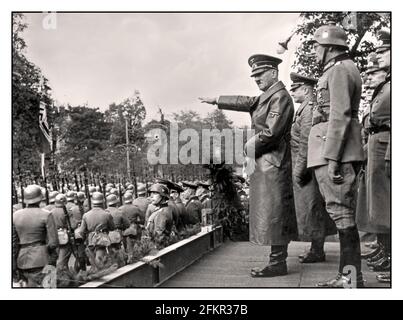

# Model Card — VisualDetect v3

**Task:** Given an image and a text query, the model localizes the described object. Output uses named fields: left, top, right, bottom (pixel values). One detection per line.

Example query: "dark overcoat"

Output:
left=218, top=81, right=298, bottom=246
left=290, top=98, right=336, bottom=241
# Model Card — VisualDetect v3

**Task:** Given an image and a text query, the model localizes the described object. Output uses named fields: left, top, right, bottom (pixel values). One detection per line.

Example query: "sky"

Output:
left=22, top=12, right=301, bottom=127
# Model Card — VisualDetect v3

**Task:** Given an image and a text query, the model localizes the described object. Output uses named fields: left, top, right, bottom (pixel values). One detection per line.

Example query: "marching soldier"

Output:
left=120, top=193, right=143, bottom=226
left=132, top=183, right=150, bottom=220
left=289, top=72, right=337, bottom=263
left=366, top=30, right=391, bottom=283
left=200, top=53, right=298, bottom=277
left=77, top=192, right=115, bottom=268
left=13, top=185, right=59, bottom=287
left=106, top=194, right=130, bottom=232
left=51, top=194, right=72, bottom=270
left=145, top=183, right=174, bottom=248
left=83, top=186, right=96, bottom=213
left=182, top=181, right=203, bottom=226
left=43, top=191, right=59, bottom=212
left=308, top=23, right=365, bottom=287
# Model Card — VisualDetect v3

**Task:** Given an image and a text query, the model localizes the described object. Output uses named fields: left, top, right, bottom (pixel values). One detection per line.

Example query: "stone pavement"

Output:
left=161, top=241, right=391, bottom=288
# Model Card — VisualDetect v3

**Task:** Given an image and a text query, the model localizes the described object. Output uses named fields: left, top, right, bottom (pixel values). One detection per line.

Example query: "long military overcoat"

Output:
left=290, top=98, right=336, bottom=241
left=218, top=81, right=298, bottom=246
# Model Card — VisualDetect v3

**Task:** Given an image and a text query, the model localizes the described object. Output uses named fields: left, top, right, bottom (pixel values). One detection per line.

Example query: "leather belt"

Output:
left=19, top=241, right=46, bottom=249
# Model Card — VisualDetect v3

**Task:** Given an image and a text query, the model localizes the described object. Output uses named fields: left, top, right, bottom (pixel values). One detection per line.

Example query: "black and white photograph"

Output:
left=7, top=6, right=395, bottom=298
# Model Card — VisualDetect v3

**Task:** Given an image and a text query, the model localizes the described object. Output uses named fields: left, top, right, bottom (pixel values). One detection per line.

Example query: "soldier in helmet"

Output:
left=43, top=191, right=59, bottom=212
left=120, top=193, right=143, bottom=226
left=13, top=185, right=59, bottom=287
left=181, top=181, right=203, bottom=226
left=50, top=194, right=73, bottom=270
left=83, top=186, right=96, bottom=213
left=289, top=72, right=337, bottom=263
left=155, top=178, right=181, bottom=232
left=145, top=183, right=174, bottom=248
left=200, top=53, right=298, bottom=278
left=308, top=22, right=364, bottom=287
left=77, top=192, right=115, bottom=268
left=106, top=194, right=130, bottom=232
left=132, top=183, right=150, bottom=220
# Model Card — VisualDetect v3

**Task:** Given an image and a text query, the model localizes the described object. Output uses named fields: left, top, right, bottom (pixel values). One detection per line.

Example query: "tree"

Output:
left=104, top=90, right=147, bottom=148
left=55, top=106, right=112, bottom=172
left=203, top=109, right=233, bottom=131
left=12, top=13, right=53, bottom=177
left=292, top=12, right=391, bottom=77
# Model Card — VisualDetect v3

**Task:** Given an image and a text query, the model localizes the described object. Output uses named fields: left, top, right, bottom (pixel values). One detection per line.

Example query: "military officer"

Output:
left=13, top=185, right=59, bottom=287
left=289, top=72, right=337, bottom=263
left=308, top=23, right=365, bottom=287
left=182, top=181, right=203, bottom=226
left=145, top=183, right=174, bottom=248
left=200, top=53, right=298, bottom=277
left=366, top=30, right=391, bottom=283
left=155, top=178, right=181, bottom=231
left=356, top=53, right=388, bottom=248
left=169, top=182, right=187, bottom=233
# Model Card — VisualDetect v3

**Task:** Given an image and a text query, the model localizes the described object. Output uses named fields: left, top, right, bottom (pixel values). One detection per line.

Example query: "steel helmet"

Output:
left=76, top=191, right=86, bottom=202
left=127, top=184, right=134, bottom=190
left=149, top=183, right=169, bottom=199
left=66, top=191, right=76, bottom=201
left=110, top=188, right=119, bottom=196
left=92, top=192, right=104, bottom=205
left=107, top=194, right=119, bottom=206
left=137, top=183, right=146, bottom=195
left=48, top=191, right=59, bottom=204
left=123, top=193, right=133, bottom=204
left=23, top=185, right=43, bottom=204
left=89, top=186, right=96, bottom=194
left=311, top=22, right=349, bottom=49
left=55, top=194, right=67, bottom=206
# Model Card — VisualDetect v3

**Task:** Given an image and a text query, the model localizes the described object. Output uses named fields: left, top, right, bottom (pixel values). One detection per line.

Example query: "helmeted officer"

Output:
left=13, top=185, right=59, bottom=287
left=145, top=183, right=174, bottom=248
left=308, top=22, right=365, bottom=287
left=289, top=72, right=337, bottom=263
left=199, top=53, right=298, bottom=278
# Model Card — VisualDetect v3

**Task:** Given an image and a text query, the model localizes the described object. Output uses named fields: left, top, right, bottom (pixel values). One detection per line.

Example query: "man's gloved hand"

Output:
left=328, top=159, right=344, bottom=184
left=295, top=169, right=312, bottom=187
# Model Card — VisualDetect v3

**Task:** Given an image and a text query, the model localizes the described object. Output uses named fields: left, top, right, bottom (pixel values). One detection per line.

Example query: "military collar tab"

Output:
left=323, top=52, right=350, bottom=72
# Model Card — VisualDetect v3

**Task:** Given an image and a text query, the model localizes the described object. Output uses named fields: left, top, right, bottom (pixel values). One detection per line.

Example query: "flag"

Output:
left=39, top=101, right=52, bottom=153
